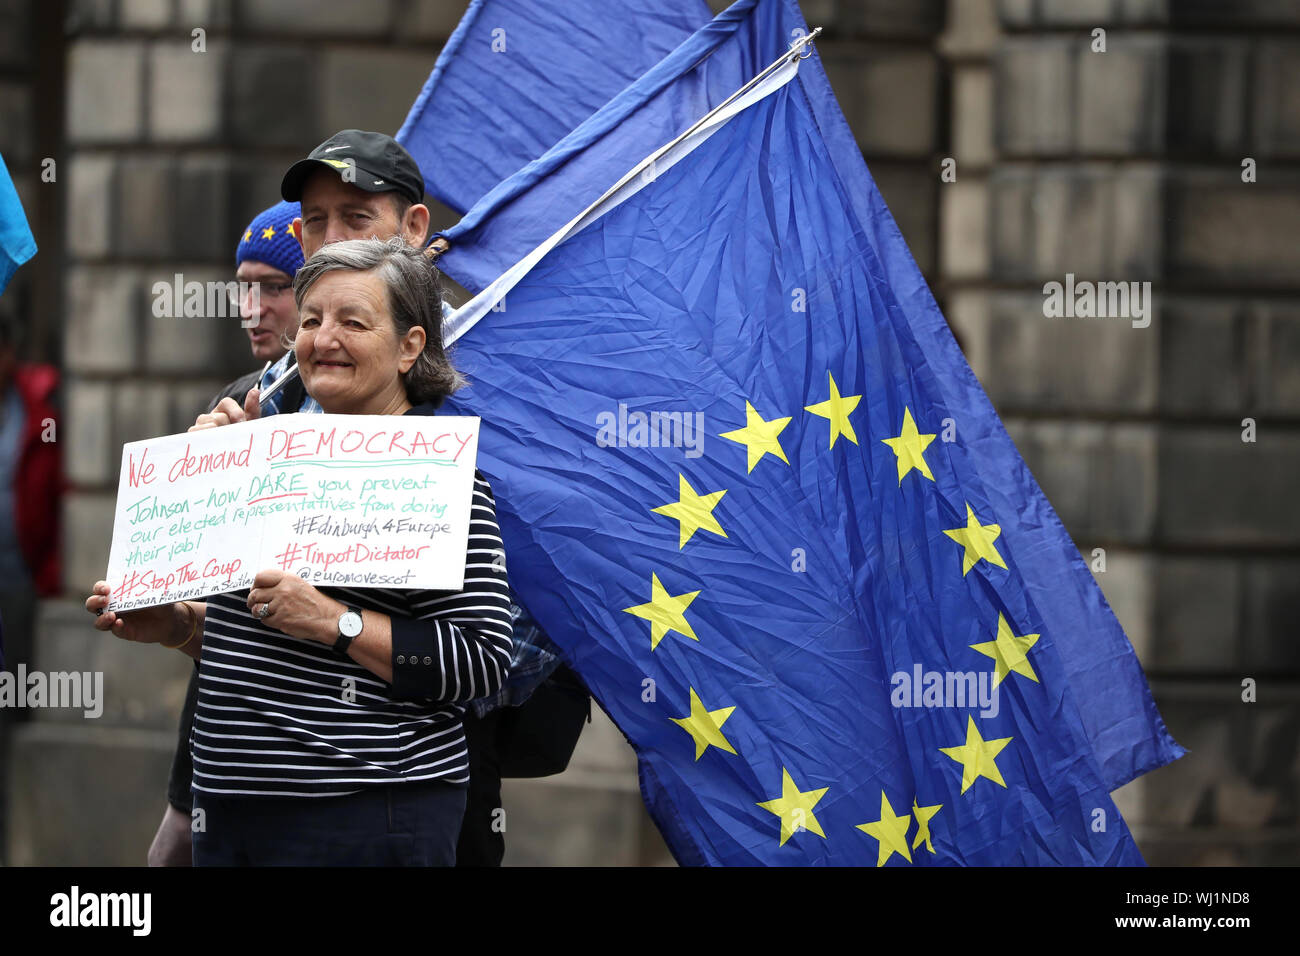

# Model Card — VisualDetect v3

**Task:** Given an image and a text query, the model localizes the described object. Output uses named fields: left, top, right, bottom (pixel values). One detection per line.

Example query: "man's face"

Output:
left=234, top=262, right=297, bottom=363
left=296, top=169, right=425, bottom=257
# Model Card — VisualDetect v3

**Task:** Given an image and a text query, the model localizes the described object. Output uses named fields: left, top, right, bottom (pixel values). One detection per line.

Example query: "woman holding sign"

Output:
left=86, top=238, right=513, bottom=866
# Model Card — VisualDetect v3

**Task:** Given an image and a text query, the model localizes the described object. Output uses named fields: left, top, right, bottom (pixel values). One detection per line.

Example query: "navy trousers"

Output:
left=191, top=779, right=467, bottom=866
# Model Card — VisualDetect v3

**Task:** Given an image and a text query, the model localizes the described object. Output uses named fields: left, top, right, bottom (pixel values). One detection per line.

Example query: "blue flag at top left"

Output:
left=397, top=0, right=712, bottom=218
left=0, top=153, right=35, bottom=295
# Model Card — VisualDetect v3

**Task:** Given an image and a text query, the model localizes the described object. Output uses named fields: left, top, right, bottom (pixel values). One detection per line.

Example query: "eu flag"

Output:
left=437, top=0, right=1183, bottom=864
left=396, top=0, right=712, bottom=216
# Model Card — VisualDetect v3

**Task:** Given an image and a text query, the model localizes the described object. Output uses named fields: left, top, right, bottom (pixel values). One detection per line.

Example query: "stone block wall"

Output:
left=940, top=0, right=1300, bottom=864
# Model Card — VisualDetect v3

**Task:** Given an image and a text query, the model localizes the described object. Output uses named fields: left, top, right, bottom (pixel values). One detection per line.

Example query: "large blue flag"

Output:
left=0, top=153, right=36, bottom=295
left=396, top=0, right=712, bottom=216
left=437, top=0, right=1182, bottom=864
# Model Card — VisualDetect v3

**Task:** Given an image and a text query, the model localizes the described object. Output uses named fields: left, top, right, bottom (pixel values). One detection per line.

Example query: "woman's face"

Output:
left=295, top=269, right=424, bottom=415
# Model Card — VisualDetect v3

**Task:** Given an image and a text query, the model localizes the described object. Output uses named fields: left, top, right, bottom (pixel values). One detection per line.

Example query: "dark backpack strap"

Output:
left=495, top=664, right=591, bottom=778
left=206, top=367, right=264, bottom=414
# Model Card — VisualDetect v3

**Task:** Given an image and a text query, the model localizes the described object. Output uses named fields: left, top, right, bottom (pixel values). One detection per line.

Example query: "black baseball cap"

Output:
left=281, top=129, right=425, bottom=206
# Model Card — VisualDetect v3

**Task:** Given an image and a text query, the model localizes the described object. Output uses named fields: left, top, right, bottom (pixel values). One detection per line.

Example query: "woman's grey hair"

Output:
left=292, top=236, right=465, bottom=406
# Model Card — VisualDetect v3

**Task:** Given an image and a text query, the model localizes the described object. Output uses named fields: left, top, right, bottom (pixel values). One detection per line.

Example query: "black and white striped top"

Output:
left=191, top=466, right=513, bottom=798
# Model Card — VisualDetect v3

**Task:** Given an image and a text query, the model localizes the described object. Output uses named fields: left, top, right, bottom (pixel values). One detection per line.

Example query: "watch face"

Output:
left=339, top=611, right=363, bottom=638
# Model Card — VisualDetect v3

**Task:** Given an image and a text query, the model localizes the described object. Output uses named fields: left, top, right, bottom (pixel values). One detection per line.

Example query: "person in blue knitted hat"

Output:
left=234, top=200, right=304, bottom=365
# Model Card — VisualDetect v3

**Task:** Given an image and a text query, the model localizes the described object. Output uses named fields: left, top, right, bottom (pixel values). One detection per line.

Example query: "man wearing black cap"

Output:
left=187, top=130, right=517, bottom=869
left=283, top=128, right=430, bottom=262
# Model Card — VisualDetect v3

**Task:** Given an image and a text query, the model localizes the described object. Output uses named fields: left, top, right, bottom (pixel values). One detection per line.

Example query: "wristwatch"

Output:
left=333, top=606, right=364, bottom=658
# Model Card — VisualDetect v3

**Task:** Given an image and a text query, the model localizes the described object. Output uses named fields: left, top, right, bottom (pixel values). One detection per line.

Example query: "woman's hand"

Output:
left=246, top=569, right=344, bottom=645
left=190, top=388, right=261, bottom=432
left=85, top=581, right=182, bottom=644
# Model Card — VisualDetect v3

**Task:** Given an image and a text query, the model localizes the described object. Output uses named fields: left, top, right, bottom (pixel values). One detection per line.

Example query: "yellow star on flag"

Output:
left=242, top=229, right=252, bottom=242
left=911, top=800, right=942, bottom=852
left=943, top=503, right=1008, bottom=576
left=622, top=573, right=700, bottom=651
left=720, top=401, right=791, bottom=473
left=971, top=613, right=1040, bottom=686
left=670, top=688, right=738, bottom=760
left=855, top=792, right=912, bottom=866
left=651, top=474, right=728, bottom=549
left=261, top=226, right=276, bottom=240
left=880, top=407, right=936, bottom=484
left=756, top=768, right=828, bottom=846
left=940, top=716, right=1012, bottom=794
left=284, top=222, right=297, bottom=237
left=804, top=371, right=861, bottom=448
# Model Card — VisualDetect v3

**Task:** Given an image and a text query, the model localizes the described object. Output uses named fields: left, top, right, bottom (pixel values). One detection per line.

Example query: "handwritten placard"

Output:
left=104, top=414, right=481, bottom=611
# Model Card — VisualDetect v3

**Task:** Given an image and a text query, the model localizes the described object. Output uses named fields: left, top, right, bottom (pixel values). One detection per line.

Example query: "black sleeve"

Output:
left=386, top=474, right=514, bottom=704
left=166, top=665, right=200, bottom=814
left=205, top=368, right=265, bottom=415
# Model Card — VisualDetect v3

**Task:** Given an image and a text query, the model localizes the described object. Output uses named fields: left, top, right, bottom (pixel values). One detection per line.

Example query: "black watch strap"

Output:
left=333, top=606, right=363, bottom=658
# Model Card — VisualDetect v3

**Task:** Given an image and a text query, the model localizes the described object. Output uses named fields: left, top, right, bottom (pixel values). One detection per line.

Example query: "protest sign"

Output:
left=104, top=414, right=481, bottom=611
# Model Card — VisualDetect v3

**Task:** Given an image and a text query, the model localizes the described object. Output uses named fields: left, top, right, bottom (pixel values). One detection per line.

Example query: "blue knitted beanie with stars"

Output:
left=235, top=200, right=303, bottom=277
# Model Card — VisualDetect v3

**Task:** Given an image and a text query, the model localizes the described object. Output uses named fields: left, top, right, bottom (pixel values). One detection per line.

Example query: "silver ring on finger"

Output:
left=255, top=602, right=271, bottom=620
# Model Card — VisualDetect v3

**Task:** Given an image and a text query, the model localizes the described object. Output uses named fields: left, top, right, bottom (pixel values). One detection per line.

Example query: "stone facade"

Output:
left=1, top=0, right=1295, bottom=865
left=940, top=0, right=1300, bottom=865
